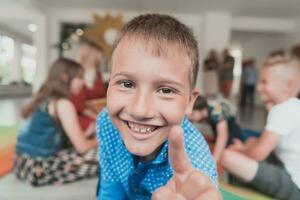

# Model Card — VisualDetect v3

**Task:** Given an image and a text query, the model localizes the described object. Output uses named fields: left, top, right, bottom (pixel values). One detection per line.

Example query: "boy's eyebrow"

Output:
left=111, top=72, right=133, bottom=79
left=154, top=79, right=185, bottom=89
left=111, top=72, right=185, bottom=89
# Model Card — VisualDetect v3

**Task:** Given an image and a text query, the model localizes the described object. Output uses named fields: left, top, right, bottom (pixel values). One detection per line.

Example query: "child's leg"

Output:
left=250, top=162, right=300, bottom=199
left=13, top=148, right=99, bottom=186
left=222, top=149, right=300, bottom=199
left=13, top=153, right=54, bottom=186
left=47, top=148, right=99, bottom=184
left=13, top=153, right=33, bottom=181
left=221, top=149, right=258, bottom=182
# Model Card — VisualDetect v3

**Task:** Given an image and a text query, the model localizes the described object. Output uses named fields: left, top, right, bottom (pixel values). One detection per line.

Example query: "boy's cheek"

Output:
left=159, top=103, right=186, bottom=124
left=106, top=92, right=123, bottom=116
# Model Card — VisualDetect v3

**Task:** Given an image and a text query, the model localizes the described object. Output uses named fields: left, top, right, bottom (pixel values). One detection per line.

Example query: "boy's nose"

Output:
left=128, top=91, right=155, bottom=120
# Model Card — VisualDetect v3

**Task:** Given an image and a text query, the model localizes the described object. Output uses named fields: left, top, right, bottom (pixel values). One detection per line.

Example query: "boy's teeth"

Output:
left=128, top=121, right=156, bottom=134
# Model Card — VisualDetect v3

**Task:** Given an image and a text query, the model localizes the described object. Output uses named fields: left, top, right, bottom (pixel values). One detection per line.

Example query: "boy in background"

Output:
left=189, top=95, right=242, bottom=163
left=97, top=14, right=221, bottom=199
left=221, top=56, right=300, bottom=200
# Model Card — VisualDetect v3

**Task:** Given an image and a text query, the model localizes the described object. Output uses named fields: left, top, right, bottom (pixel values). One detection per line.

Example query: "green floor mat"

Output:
left=0, top=126, right=18, bottom=148
left=221, top=188, right=245, bottom=200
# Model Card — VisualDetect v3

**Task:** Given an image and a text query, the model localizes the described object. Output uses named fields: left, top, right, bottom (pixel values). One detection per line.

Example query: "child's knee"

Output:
left=220, top=149, right=234, bottom=167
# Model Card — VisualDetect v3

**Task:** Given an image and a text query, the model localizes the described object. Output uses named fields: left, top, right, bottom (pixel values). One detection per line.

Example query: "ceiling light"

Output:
left=28, top=23, right=38, bottom=32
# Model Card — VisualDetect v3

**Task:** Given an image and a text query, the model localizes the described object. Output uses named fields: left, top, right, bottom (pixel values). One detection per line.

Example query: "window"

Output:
left=21, top=43, right=36, bottom=84
left=0, top=35, right=14, bottom=84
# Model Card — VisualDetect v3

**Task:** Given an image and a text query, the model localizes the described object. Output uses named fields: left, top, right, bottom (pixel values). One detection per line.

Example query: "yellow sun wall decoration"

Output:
left=83, top=13, right=124, bottom=61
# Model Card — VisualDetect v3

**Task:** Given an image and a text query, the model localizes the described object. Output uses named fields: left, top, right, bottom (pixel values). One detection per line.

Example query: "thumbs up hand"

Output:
left=152, top=126, right=222, bottom=200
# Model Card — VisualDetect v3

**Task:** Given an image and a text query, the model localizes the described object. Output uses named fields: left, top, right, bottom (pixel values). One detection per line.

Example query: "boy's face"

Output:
left=256, top=67, right=286, bottom=105
left=107, top=38, right=198, bottom=159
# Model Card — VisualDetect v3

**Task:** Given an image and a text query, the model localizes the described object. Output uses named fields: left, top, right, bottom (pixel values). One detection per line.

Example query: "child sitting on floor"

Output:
left=96, top=13, right=221, bottom=199
left=14, top=58, right=98, bottom=186
left=189, top=95, right=243, bottom=163
left=221, top=56, right=300, bottom=200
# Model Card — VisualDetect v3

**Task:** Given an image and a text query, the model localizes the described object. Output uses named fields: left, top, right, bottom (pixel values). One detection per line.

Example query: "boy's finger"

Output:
left=178, top=171, right=214, bottom=199
left=151, top=186, right=173, bottom=200
left=195, top=188, right=222, bottom=200
left=168, top=126, right=192, bottom=175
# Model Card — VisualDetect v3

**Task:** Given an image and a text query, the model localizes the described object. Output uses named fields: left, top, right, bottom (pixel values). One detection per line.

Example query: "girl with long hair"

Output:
left=14, top=58, right=98, bottom=186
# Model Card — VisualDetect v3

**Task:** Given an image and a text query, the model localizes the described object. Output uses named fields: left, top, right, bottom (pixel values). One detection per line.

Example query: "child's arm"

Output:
left=229, top=131, right=279, bottom=161
left=56, top=99, right=98, bottom=154
left=243, top=130, right=279, bottom=160
left=83, top=122, right=96, bottom=138
left=82, top=107, right=97, bottom=120
left=213, top=120, right=229, bottom=162
left=152, top=126, right=221, bottom=200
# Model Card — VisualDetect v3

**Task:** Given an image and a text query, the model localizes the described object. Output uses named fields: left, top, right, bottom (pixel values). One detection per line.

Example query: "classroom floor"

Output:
left=0, top=175, right=98, bottom=200
left=0, top=96, right=268, bottom=199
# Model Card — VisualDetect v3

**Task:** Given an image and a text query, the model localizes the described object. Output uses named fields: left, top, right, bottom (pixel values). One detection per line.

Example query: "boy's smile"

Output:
left=257, top=67, right=288, bottom=105
left=119, top=112, right=166, bottom=141
left=107, top=37, right=198, bottom=160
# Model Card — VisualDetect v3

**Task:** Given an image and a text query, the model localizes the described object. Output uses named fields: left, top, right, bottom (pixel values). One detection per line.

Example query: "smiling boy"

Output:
left=221, top=56, right=300, bottom=199
left=97, top=14, right=219, bottom=199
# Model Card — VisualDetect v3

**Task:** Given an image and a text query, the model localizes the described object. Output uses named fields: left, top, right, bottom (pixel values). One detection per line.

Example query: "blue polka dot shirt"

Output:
left=97, top=108, right=218, bottom=200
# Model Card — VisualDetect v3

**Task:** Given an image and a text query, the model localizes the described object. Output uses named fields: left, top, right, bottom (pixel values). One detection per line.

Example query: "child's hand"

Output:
left=152, top=126, right=221, bottom=200
left=228, top=139, right=246, bottom=152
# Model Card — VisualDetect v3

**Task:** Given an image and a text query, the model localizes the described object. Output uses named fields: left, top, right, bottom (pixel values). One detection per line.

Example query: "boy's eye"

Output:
left=119, top=81, right=134, bottom=88
left=158, top=87, right=174, bottom=94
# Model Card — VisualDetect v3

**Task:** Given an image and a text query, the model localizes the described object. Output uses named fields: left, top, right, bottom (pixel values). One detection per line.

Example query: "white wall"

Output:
left=48, top=8, right=203, bottom=61
left=48, top=8, right=205, bottom=89
left=230, top=31, right=292, bottom=105
left=231, top=31, right=290, bottom=69
left=232, top=16, right=295, bottom=33
left=283, top=16, right=300, bottom=49
left=230, top=16, right=297, bottom=70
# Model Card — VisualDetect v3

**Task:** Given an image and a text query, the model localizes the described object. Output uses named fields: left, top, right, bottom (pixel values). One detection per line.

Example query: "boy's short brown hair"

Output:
left=110, top=13, right=199, bottom=88
left=263, top=55, right=300, bottom=69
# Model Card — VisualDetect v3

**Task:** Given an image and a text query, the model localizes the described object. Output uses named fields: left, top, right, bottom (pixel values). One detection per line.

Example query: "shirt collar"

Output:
left=151, top=140, right=168, bottom=165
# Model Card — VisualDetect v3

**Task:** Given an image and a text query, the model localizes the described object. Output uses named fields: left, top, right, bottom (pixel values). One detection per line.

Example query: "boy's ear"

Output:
left=287, top=79, right=299, bottom=95
left=185, top=89, right=199, bottom=116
